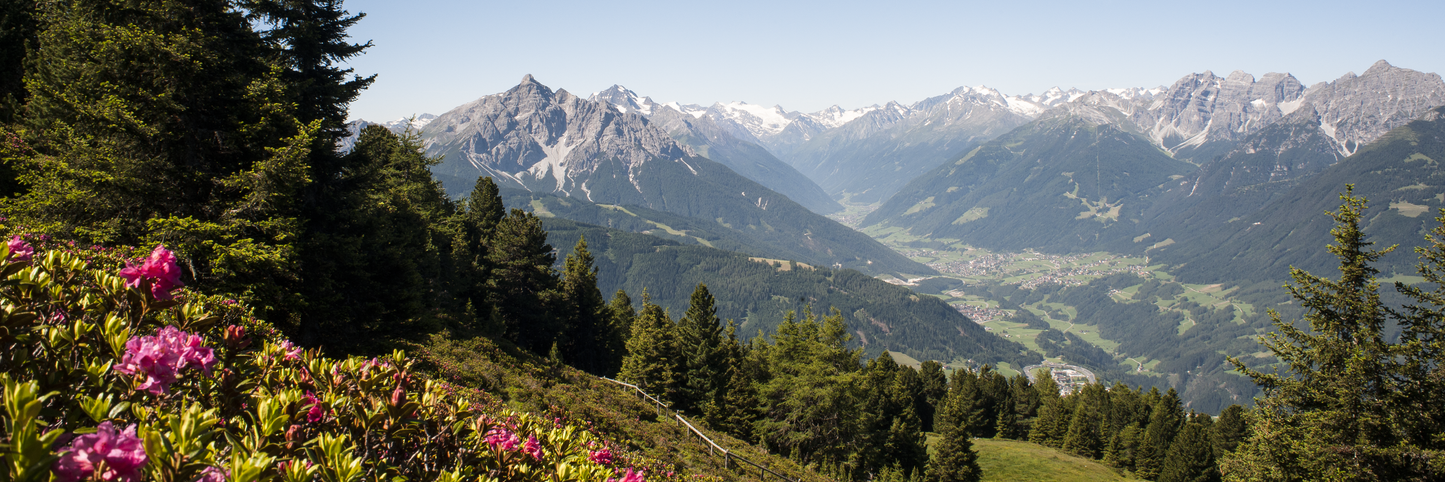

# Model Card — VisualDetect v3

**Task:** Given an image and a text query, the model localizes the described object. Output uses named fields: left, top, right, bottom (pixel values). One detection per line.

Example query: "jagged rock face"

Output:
left=1133, top=70, right=1305, bottom=158
left=1302, top=60, right=1445, bottom=156
left=588, top=85, right=843, bottom=214
left=424, top=75, right=694, bottom=197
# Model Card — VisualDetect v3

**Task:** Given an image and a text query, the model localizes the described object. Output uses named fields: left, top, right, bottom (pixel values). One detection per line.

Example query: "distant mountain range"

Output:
left=861, top=60, right=1445, bottom=284
left=403, top=75, right=931, bottom=276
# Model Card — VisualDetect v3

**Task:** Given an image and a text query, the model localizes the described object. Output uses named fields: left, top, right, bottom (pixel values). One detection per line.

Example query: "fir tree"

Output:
left=558, top=236, right=609, bottom=375
left=486, top=208, right=560, bottom=353
left=929, top=392, right=982, bottom=482
left=1159, top=422, right=1219, bottom=482
left=1062, top=383, right=1105, bottom=459
left=674, top=283, right=724, bottom=414
left=705, top=320, right=761, bottom=442
left=919, top=360, right=947, bottom=432
left=618, top=295, right=679, bottom=400
left=1223, top=188, right=1445, bottom=480
left=1210, top=405, right=1246, bottom=458
left=604, top=289, right=635, bottom=375
left=1137, top=388, right=1184, bottom=480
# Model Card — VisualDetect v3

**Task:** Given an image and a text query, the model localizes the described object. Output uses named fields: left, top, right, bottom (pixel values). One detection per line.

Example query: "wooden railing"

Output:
left=598, top=377, right=803, bottom=482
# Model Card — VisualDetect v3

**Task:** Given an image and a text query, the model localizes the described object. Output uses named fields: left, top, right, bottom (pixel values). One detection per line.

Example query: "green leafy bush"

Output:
left=0, top=237, right=669, bottom=481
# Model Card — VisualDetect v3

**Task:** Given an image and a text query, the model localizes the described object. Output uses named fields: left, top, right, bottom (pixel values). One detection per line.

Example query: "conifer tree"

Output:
left=1159, top=422, right=1219, bottom=482
left=1103, top=423, right=1143, bottom=471
left=604, top=289, right=636, bottom=375
left=619, top=295, right=679, bottom=400
left=1061, top=383, right=1106, bottom=459
left=929, top=391, right=982, bottom=482
left=486, top=208, right=560, bottom=353
left=705, top=320, right=761, bottom=442
left=558, top=236, right=609, bottom=375
left=919, top=360, right=947, bottom=432
left=1210, top=405, right=1246, bottom=458
left=675, top=283, right=724, bottom=413
left=13, top=0, right=314, bottom=319
left=1137, top=388, right=1184, bottom=480
left=1223, top=188, right=1444, bottom=480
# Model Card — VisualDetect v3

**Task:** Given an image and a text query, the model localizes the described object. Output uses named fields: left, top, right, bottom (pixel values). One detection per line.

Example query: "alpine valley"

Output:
left=345, top=60, right=1445, bottom=414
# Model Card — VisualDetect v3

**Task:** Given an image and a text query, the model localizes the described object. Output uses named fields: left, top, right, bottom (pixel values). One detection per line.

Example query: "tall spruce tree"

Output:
left=295, top=125, right=454, bottom=350
left=919, top=360, right=947, bottom=432
left=558, top=236, right=609, bottom=375
left=1137, top=388, right=1184, bottom=480
left=705, top=320, right=761, bottom=442
left=12, top=0, right=314, bottom=320
left=1061, top=383, right=1106, bottom=459
left=929, top=389, right=983, bottom=482
left=486, top=208, right=560, bottom=353
left=675, top=283, right=724, bottom=414
left=603, top=289, right=636, bottom=375
left=1159, top=422, right=1219, bottom=482
left=1223, top=188, right=1445, bottom=481
left=618, top=295, right=679, bottom=400
left=1210, top=405, right=1246, bottom=459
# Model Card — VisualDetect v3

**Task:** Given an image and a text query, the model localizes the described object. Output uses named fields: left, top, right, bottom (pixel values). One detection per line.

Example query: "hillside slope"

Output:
left=1157, top=106, right=1445, bottom=284
left=540, top=217, right=1037, bottom=367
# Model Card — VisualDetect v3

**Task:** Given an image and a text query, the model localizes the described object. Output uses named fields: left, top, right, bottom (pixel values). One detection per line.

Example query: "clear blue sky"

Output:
left=342, top=0, right=1445, bottom=122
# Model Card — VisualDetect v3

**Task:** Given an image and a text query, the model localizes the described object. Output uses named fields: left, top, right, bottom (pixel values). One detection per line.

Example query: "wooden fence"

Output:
left=597, top=377, right=803, bottom=482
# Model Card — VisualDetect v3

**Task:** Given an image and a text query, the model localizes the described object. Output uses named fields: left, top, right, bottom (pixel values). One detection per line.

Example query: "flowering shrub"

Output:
left=0, top=240, right=675, bottom=482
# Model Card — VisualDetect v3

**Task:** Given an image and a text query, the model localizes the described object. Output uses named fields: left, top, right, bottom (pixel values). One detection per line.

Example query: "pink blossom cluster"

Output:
left=608, top=469, right=645, bottom=482
left=278, top=340, right=303, bottom=361
left=52, top=422, right=147, bottom=482
left=7, top=235, right=33, bottom=263
left=522, top=435, right=543, bottom=460
left=588, top=447, right=614, bottom=465
left=118, top=245, right=185, bottom=300
left=194, top=466, right=227, bottom=482
left=114, top=326, right=217, bottom=395
left=303, top=392, right=326, bottom=423
left=484, top=428, right=520, bottom=452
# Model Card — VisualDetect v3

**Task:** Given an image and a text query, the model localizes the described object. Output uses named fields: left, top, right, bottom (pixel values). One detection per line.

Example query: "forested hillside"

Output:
left=1155, top=106, right=1445, bottom=284
left=537, top=217, right=1037, bottom=367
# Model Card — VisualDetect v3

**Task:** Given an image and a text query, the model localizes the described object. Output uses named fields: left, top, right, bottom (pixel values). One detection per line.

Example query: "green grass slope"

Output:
left=417, top=335, right=832, bottom=481
left=972, top=439, right=1135, bottom=482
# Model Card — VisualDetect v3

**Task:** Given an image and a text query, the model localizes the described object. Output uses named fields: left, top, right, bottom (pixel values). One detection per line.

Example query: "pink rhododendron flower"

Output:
left=278, top=340, right=303, bottom=361
left=588, top=448, right=614, bottom=465
left=608, top=469, right=645, bottom=482
left=485, top=428, right=520, bottom=452
left=114, top=326, right=217, bottom=395
left=523, top=435, right=543, bottom=460
left=118, top=245, right=185, bottom=300
left=304, top=392, right=326, bottom=423
left=52, top=422, right=147, bottom=482
left=195, top=466, right=227, bottom=482
left=7, top=235, right=33, bottom=263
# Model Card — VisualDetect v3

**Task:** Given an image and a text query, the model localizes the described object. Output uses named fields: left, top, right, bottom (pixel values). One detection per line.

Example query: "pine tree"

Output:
left=1136, top=388, right=1184, bottom=480
left=603, top=289, right=635, bottom=375
left=618, top=295, right=679, bottom=401
left=1158, top=422, right=1219, bottom=482
left=240, top=0, right=374, bottom=141
left=705, top=320, right=761, bottom=442
left=929, top=392, right=982, bottom=482
left=1223, top=188, right=1443, bottom=480
left=486, top=208, right=560, bottom=353
left=558, top=236, right=609, bottom=375
left=1062, top=384, right=1105, bottom=459
left=674, top=283, right=724, bottom=414
left=919, top=360, right=947, bottom=432
left=1210, top=405, right=1246, bottom=459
